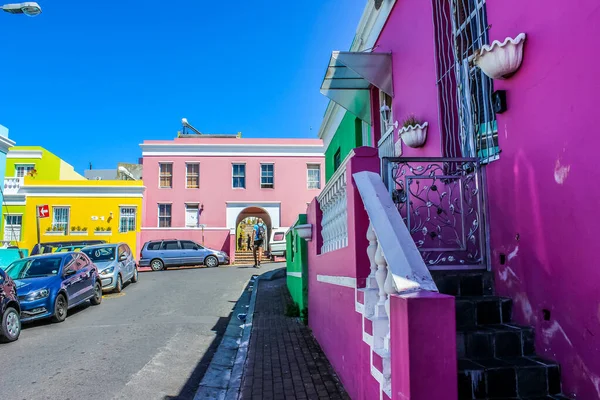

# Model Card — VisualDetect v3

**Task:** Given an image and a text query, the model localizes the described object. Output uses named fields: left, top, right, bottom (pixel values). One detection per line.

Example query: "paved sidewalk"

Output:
left=239, top=277, right=349, bottom=400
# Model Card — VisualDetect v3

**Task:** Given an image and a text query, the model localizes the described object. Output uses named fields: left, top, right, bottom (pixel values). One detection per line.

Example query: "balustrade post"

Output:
left=366, top=222, right=378, bottom=289
left=383, top=268, right=396, bottom=352
left=374, top=242, right=388, bottom=318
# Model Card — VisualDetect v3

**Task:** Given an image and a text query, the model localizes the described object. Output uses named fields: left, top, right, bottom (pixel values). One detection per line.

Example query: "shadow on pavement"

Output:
left=163, top=315, right=231, bottom=400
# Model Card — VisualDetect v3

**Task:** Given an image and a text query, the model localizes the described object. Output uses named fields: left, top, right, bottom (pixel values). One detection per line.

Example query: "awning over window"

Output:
left=320, top=51, right=393, bottom=124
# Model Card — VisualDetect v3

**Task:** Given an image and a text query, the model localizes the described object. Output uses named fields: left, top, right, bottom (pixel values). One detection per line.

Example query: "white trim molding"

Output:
left=141, top=226, right=230, bottom=231
left=316, top=275, right=356, bottom=288
left=18, top=185, right=146, bottom=198
left=0, top=135, right=15, bottom=155
left=287, top=272, right=302, bottom=278
left=140, top=142, right=324, bottom=157
left=7, top=149, right=42, bottom=159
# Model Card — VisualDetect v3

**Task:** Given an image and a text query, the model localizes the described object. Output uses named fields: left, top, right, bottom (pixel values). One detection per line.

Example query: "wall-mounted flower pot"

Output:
left=45, top=231, right=65, bottom=236
left=294, top=224, right=312, bottom=241
left=71, top=231, right=88, bottom=236
left=94, top=231, right=112, bottom=236
left=400, top=122, right=428, bottom=148
left=473, top=33, right=526, bottom=80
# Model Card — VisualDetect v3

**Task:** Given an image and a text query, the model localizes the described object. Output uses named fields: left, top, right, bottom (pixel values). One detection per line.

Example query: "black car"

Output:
left=0, top=268, right=21, bottom=343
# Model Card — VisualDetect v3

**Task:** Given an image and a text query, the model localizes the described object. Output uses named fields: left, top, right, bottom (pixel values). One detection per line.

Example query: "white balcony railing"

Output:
left=3, top=177, right=24, bottom=195
left=317, top=152, right=352, bottom=254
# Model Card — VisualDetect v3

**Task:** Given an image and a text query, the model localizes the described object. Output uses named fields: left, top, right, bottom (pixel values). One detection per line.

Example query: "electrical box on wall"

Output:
left=492, top=90, right=507, bottom=114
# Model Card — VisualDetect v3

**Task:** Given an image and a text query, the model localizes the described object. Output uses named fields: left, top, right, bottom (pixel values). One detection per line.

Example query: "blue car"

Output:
left=4, top=253, right=103, bottom=323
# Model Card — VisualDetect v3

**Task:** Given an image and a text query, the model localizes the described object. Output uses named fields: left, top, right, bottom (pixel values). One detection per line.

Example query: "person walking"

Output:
left=246, top=234, right=251, bottom=252
left=237, top=233, right=243, bottom=251
left=252, top=218, right=266, bottom=268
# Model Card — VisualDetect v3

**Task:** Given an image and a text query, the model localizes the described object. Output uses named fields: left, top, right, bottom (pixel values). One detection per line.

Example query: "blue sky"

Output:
left=0, top=1, right=365, bottom=173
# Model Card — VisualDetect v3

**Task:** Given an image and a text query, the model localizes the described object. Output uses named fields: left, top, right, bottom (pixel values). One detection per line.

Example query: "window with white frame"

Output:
left=15, top=164, right=34, bottom=178
left=119, top=207, right=136, bottom=233
left=232, top=164, right=246, bottom=188
left=186, top=163, right=199, bottom=189
left=260, top=164, right=274, bottom=189
left=433, top=0, right=498, bottom=163
left=52, top=207, right=70, bottom=233
left=159, top=163, right=173, bottom=188
left=307, top=164, right=321, bottom=189
left=185, top=204, right=199, bottom=227
left=3, top=214, right=22, bottom=243
left=158, top=204, right=172, bottom=227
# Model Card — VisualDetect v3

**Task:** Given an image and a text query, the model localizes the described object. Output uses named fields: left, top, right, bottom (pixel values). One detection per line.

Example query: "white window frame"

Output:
left=119, top=207, right=137, bottom=233
left=52, top=206, right=70, bottom=234
left=15, top=164, right=34, bottom=178
left=260, top=163, right=274, bottom=189
left=232, top=163, right=246, bottom=189
left=158, top=204, right=172, bottom=228
left=307, top=164, right=321, bottom=190
left=3, top=214, right=23, bottom=243
left=185, top=163, right=200, bottom=189
left=185, top=203, right=199, bottom=228
left=159, top=162, right=173, bottom=189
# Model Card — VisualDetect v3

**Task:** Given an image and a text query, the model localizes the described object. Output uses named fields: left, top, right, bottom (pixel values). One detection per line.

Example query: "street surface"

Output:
left=0, top=263, right=281, bottom=400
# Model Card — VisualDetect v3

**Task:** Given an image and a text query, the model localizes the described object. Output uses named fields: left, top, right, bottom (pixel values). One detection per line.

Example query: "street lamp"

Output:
left=1, top=2, right=42, bottom=16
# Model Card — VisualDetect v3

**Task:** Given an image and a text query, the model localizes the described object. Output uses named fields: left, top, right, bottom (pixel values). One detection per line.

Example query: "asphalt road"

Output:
left=0, top=263, right=282, bottom=400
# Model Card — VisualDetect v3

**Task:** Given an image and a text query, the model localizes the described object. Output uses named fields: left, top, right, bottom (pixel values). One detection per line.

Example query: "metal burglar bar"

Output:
left=433, top=0, right=499, bottom=163
left=383, top=157, right=487, bottom=268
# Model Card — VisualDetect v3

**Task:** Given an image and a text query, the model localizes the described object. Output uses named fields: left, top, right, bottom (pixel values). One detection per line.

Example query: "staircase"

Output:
left=234, top=250, right=267, bottom=265
left=432, top=270, right=572, bottom=400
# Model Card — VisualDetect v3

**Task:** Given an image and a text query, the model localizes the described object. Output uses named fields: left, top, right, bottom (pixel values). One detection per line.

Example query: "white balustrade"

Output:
left=318, top=155, right=349, bottom=254
left=3, top=177, right=24, bottom=195
left=366, top=223, right=378, bottom=289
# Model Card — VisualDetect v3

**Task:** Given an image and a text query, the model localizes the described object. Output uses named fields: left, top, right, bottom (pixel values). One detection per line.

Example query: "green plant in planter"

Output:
left=402, top=114, right=422, bottom=129
left=46, top=227, right=51, bottom=232
left=82, top=227, right=88, bottom=232
left=106, top=226, right=112, bottom=232
left=95, top=226, right=101, bottom=232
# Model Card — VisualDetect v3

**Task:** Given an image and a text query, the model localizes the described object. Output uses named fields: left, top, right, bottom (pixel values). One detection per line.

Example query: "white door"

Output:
left=185, top=205, right=198, bottom=227
left=3, top=215, right=22, bottom=244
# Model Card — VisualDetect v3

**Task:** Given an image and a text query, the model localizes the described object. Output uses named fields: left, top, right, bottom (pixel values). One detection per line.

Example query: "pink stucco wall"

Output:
left=483, top=1, right=600, bottom=398
left=366, top=0, right=600, bottom=397
left=140, top=137, right=324, bottom=253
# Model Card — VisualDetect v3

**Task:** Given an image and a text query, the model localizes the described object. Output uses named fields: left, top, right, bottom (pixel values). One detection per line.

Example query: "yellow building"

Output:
left=2, top=147, right=145, bottom=255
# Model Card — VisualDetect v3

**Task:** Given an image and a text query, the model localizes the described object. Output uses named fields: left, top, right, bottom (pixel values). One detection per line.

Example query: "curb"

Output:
left=194, top=274, right=260, bottom=400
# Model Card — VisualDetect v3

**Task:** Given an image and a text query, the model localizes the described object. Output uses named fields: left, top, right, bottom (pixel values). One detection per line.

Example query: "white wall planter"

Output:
left=44, top=231, right=65, bottom=236
left=399, top=122, right=428, bottom=148
left=70, top=232, right=89, bottom=236
left=294, top=224, right=312, bottom=241
left=94, top=232, right=113, bottom=236
left=473, top=33, right=526, bottom=80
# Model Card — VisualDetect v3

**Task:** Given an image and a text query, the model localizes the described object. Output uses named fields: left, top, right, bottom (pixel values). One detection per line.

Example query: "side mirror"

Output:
left=119, top=254, right=127, bottom=261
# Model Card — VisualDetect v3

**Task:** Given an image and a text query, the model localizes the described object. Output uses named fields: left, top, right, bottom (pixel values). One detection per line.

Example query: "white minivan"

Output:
left=269, top=228, right=289, bottom=259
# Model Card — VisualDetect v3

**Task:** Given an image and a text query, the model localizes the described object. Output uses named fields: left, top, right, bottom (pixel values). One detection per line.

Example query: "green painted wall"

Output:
left=324, top=113, right=371, bottom=182
left=6, top=146, right=63, bottom=180
left=286, top=214, right=308, bottom=314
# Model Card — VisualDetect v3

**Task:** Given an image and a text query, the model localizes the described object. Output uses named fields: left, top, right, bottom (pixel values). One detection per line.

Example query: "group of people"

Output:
left=237, top=218, right=267, bottom=268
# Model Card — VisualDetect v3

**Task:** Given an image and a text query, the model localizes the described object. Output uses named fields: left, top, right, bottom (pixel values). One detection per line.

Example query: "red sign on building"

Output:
left=37, top=205, right=50, bottom=219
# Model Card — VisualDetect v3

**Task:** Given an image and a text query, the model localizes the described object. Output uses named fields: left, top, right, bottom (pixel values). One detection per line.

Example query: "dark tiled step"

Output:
left=457, top=324, right=535, bottom=359
left=458, top=357, right=563, bottom=399
left=431, top=270, right=494, bottom=297
left=456, top=296, right=513, bottom=328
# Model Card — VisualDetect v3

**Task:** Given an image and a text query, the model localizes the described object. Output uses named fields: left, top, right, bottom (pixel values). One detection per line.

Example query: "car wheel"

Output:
left=150, top=259, right=164, bottom=271
left=52, top=294, right=68, bottom=323
left=90, top=282, right=102, bottom=305
left=131, top=267, right=138, bottom=283
left=0, top=307, right=21, bottom=343
left=114, top=275, right=123, bottom=293
left=205, top=255, right=219, bottom=268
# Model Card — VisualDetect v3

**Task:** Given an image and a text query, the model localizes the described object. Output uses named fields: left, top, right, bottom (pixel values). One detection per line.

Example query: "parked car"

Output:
left=268, top=228, right=289, bottom=259
left=31, top=240, right=107, bottom=256
left=55, top=245, right=85, bottom=253
left=82, top=243, right=138, bottom=293
left=0, top=268, right=20, bottom=343
left=139, top=239, right=229, bottom=271
left=4, top=253, right=102, bottom=323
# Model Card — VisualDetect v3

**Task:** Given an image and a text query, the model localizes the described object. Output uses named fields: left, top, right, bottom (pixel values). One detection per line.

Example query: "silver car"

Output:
left=81, top=243, right=138, bottom=293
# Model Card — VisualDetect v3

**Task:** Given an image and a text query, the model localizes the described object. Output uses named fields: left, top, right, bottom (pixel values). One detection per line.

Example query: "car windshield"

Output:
left=5, top=257, right=62, bottom=280
left=82, top=247, right=116, bottom=262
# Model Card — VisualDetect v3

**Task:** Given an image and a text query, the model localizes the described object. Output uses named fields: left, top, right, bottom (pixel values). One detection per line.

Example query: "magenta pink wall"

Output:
left=140, top=137, right=324, bottom=251
left=483, top=1, right=600, bottom=398
left=372, top=0, right=442, bottom=158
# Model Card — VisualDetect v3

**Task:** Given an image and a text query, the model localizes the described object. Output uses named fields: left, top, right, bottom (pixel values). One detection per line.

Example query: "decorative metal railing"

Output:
left=377, top=128, right=395, bottom=161
left=382, top=157, right=488, bottom=267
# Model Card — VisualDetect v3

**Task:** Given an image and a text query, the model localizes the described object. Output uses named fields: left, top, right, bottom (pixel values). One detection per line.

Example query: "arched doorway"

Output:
left=235, top=207, right=272, bottom=251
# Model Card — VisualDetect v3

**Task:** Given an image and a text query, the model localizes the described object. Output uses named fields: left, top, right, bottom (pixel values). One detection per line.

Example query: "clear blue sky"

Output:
left=0, top=1, right=365, bottom=173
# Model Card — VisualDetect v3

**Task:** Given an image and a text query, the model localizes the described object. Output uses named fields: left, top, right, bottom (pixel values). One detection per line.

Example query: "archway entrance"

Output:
left=235, top=207, right=272, bottom=252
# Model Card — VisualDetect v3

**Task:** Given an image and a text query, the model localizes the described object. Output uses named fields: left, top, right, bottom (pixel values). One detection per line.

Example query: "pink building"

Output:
left=300, top=0, right=599, bottom=399
left=139, top=134, right=324, bottom=262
